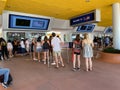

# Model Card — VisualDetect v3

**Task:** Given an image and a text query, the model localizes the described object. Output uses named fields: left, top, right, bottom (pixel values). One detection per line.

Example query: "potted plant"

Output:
left=98, top=47, right=120, bottom=64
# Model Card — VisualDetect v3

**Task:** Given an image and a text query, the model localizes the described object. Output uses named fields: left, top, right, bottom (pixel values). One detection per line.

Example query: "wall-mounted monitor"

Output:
left=16, top=19, right=31, bottom=26
left=104, top=27, right=112, bottom=33
left=70, top=9, right=100, bottom=26
left=9, top=14, right=50, bottom=30
left=76, top=24, right=95, bottom=33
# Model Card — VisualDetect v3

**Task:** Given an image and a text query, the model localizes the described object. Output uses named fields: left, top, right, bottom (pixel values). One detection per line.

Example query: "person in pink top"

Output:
left=72, top=34, right=81, bottom=71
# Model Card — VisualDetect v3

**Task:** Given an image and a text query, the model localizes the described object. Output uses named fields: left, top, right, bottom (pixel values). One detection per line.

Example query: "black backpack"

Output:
left=43, top=41, right=50, bottom=49
left=0, top=73, right=13, bottom=86
left=74, top=42, right=81, bottom=50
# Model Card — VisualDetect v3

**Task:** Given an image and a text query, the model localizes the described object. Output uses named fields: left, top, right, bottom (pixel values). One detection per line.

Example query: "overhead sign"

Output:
left=76, top=24, right=95, bottom=33
left=104, top=27, right=112, bottom=33
left=70, top=9, right=101, bottom=26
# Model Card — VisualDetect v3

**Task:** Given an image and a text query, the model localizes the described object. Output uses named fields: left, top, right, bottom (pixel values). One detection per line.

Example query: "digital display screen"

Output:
left=76, top=24, right=95, bottom=32
left=32, top=20, right=45, bottom=27
left=9, top=14, right=50, bottom=30
left=16, top=19, right=30, bottom=26
left=70, top=12, right=95, bottom=26
left=104, top=27, right=112, bottom=33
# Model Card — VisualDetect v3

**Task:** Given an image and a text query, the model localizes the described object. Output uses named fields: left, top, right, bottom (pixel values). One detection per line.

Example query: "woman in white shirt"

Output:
left=36, top=36, right=42, bottom=62
left=20, top=39, right=25, bottom=56
left=7, top=40, right=13, bottom=57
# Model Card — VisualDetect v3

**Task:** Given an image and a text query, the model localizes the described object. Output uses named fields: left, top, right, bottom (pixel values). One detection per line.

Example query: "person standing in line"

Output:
left=0, top=38, right=9, bottom=60
left=31, top=38, right=37, bottom=61
left=42, top=36, right=50, bottom=64
left=51, top=32, right=64, bottom=68
left=25, top=38, right=30, bottom=55
left=20, top=39, right=26, bottom=56
left=48, top=36, right=54, bottom=65
left=72, top=34, right=81, bottom=71
left=82, top=33, right=94, bottom=72
left=12, top=39, right=18, bottom=56
left=36, top=36, right=42, bottom=62
left=7, top=40, right=13, bottom=58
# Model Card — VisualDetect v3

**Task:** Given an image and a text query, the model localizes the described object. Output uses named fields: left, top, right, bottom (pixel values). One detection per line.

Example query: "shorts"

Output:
left=53, top=51, right=61, bottom=57
left=43, top=49, right=49, bottom=52
left=21, top=48, right=26, bottom=53
left=36, top=48, right=42, bottom=52
left=74, top=52, right=80, bottom=55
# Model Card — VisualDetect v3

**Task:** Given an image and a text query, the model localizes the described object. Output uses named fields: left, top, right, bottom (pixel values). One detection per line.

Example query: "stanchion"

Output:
left=29, top=44, right=32, bottom=60
left=47, top=52, right=50, bottom=68
left=67, top=47, right=69, bottom=64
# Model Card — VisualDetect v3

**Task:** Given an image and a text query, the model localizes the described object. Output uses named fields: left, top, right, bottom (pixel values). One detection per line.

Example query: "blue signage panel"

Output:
left=9, top=14, right=50, bottom=30
left=76, top=24, right=95, bottom=33
left=70, top=12, right=95, bottom=26
left=104, top=27, right=112, bottom=33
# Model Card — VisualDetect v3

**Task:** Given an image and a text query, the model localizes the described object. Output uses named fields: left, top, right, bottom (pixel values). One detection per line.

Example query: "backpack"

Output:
left=74, top=41, right=81, bottom=53
left=75, top=43, right=81, bottom=50
left=43, top=41, right=50, bottom=49
left=0, top=73, right=13, bottom=86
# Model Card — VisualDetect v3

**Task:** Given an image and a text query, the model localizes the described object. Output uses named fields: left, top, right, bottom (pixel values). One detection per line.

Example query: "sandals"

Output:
left=55, top=66, right=59, bottom=69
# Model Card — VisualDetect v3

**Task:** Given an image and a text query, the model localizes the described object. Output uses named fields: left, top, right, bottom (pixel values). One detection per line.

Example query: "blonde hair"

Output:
left=84, top=33, right=89, bottom=39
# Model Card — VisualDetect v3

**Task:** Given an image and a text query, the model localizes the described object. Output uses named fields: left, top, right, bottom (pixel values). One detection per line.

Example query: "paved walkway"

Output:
left=0, top=49, right=120, bottom=90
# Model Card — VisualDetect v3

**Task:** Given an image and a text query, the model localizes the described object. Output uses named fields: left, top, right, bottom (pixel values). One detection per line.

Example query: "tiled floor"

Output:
left=0, top=49, right=120, bottom=90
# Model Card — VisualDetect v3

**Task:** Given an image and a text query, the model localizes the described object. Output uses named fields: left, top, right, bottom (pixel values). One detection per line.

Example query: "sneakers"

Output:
left=44, top=61, right=46, bottom=64
left=2, top=83, right=8, bottom=88
left=72, top=68, right=77, bottom=72
left=72, top=67, right=80, bottom=71
left=51, top=62, right=56, bottom=65
left=77, top=68, right=80, bottom=71
left=33, top=58, right=38, bottom=61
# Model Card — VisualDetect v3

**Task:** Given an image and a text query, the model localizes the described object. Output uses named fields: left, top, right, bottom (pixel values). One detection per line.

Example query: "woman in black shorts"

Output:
left=72, top=34, right=82, bottom=71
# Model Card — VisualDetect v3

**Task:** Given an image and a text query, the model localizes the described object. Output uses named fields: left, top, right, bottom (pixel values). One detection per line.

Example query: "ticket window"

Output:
left=7, top=32, right=25, bottom=41
left=30, top=33, right=46, bottom=40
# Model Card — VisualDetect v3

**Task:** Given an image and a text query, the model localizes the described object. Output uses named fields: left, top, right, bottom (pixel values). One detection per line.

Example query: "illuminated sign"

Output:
left=70, top=9, right=100, bottom=26
left=76, top=24, right=95, bottom=33
left=9, top=14, right=50, bottom=30
left=104, top=27, right=112, bottom=33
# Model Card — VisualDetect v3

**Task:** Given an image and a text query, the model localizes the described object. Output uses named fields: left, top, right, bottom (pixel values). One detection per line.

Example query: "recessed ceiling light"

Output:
left=6, top=5, right=11, bottom=8
left=86, top=0, right=90, bottom=2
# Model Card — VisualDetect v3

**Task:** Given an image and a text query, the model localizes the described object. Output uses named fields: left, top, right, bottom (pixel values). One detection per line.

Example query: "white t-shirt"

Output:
left=36, top=42, right=42, bottom=49
left=51, top=36, right=61, bottom=51
left=25, top=40, right=30, bottom=48
left=7, top=42, right=13, bottom=49
left=20, top=41, right=25, bottom=48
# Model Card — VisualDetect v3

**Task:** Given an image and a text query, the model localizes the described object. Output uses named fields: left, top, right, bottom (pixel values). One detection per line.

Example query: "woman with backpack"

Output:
left=72, top=34, right=82, bottom=71
left=42, top=36, right=50, bottom=65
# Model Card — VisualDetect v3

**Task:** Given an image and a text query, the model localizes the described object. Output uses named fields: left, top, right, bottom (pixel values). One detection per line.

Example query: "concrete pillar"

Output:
left=112, top=3, right=120, bottom=49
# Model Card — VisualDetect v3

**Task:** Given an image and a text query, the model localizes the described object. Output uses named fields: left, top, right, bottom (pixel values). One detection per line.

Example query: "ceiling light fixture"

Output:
left=86, top=0, right=90, bottom=2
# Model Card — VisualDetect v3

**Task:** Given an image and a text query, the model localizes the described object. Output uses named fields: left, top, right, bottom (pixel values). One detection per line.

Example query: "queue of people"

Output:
left=30, top=32, right=65, bottom=68
left=0, top=32, right=95, bottom=88
left=0, top=33, right=94, bottom=70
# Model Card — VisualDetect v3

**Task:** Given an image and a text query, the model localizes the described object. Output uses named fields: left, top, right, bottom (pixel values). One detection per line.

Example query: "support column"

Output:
left=112, top=3, right=120, bottom=49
